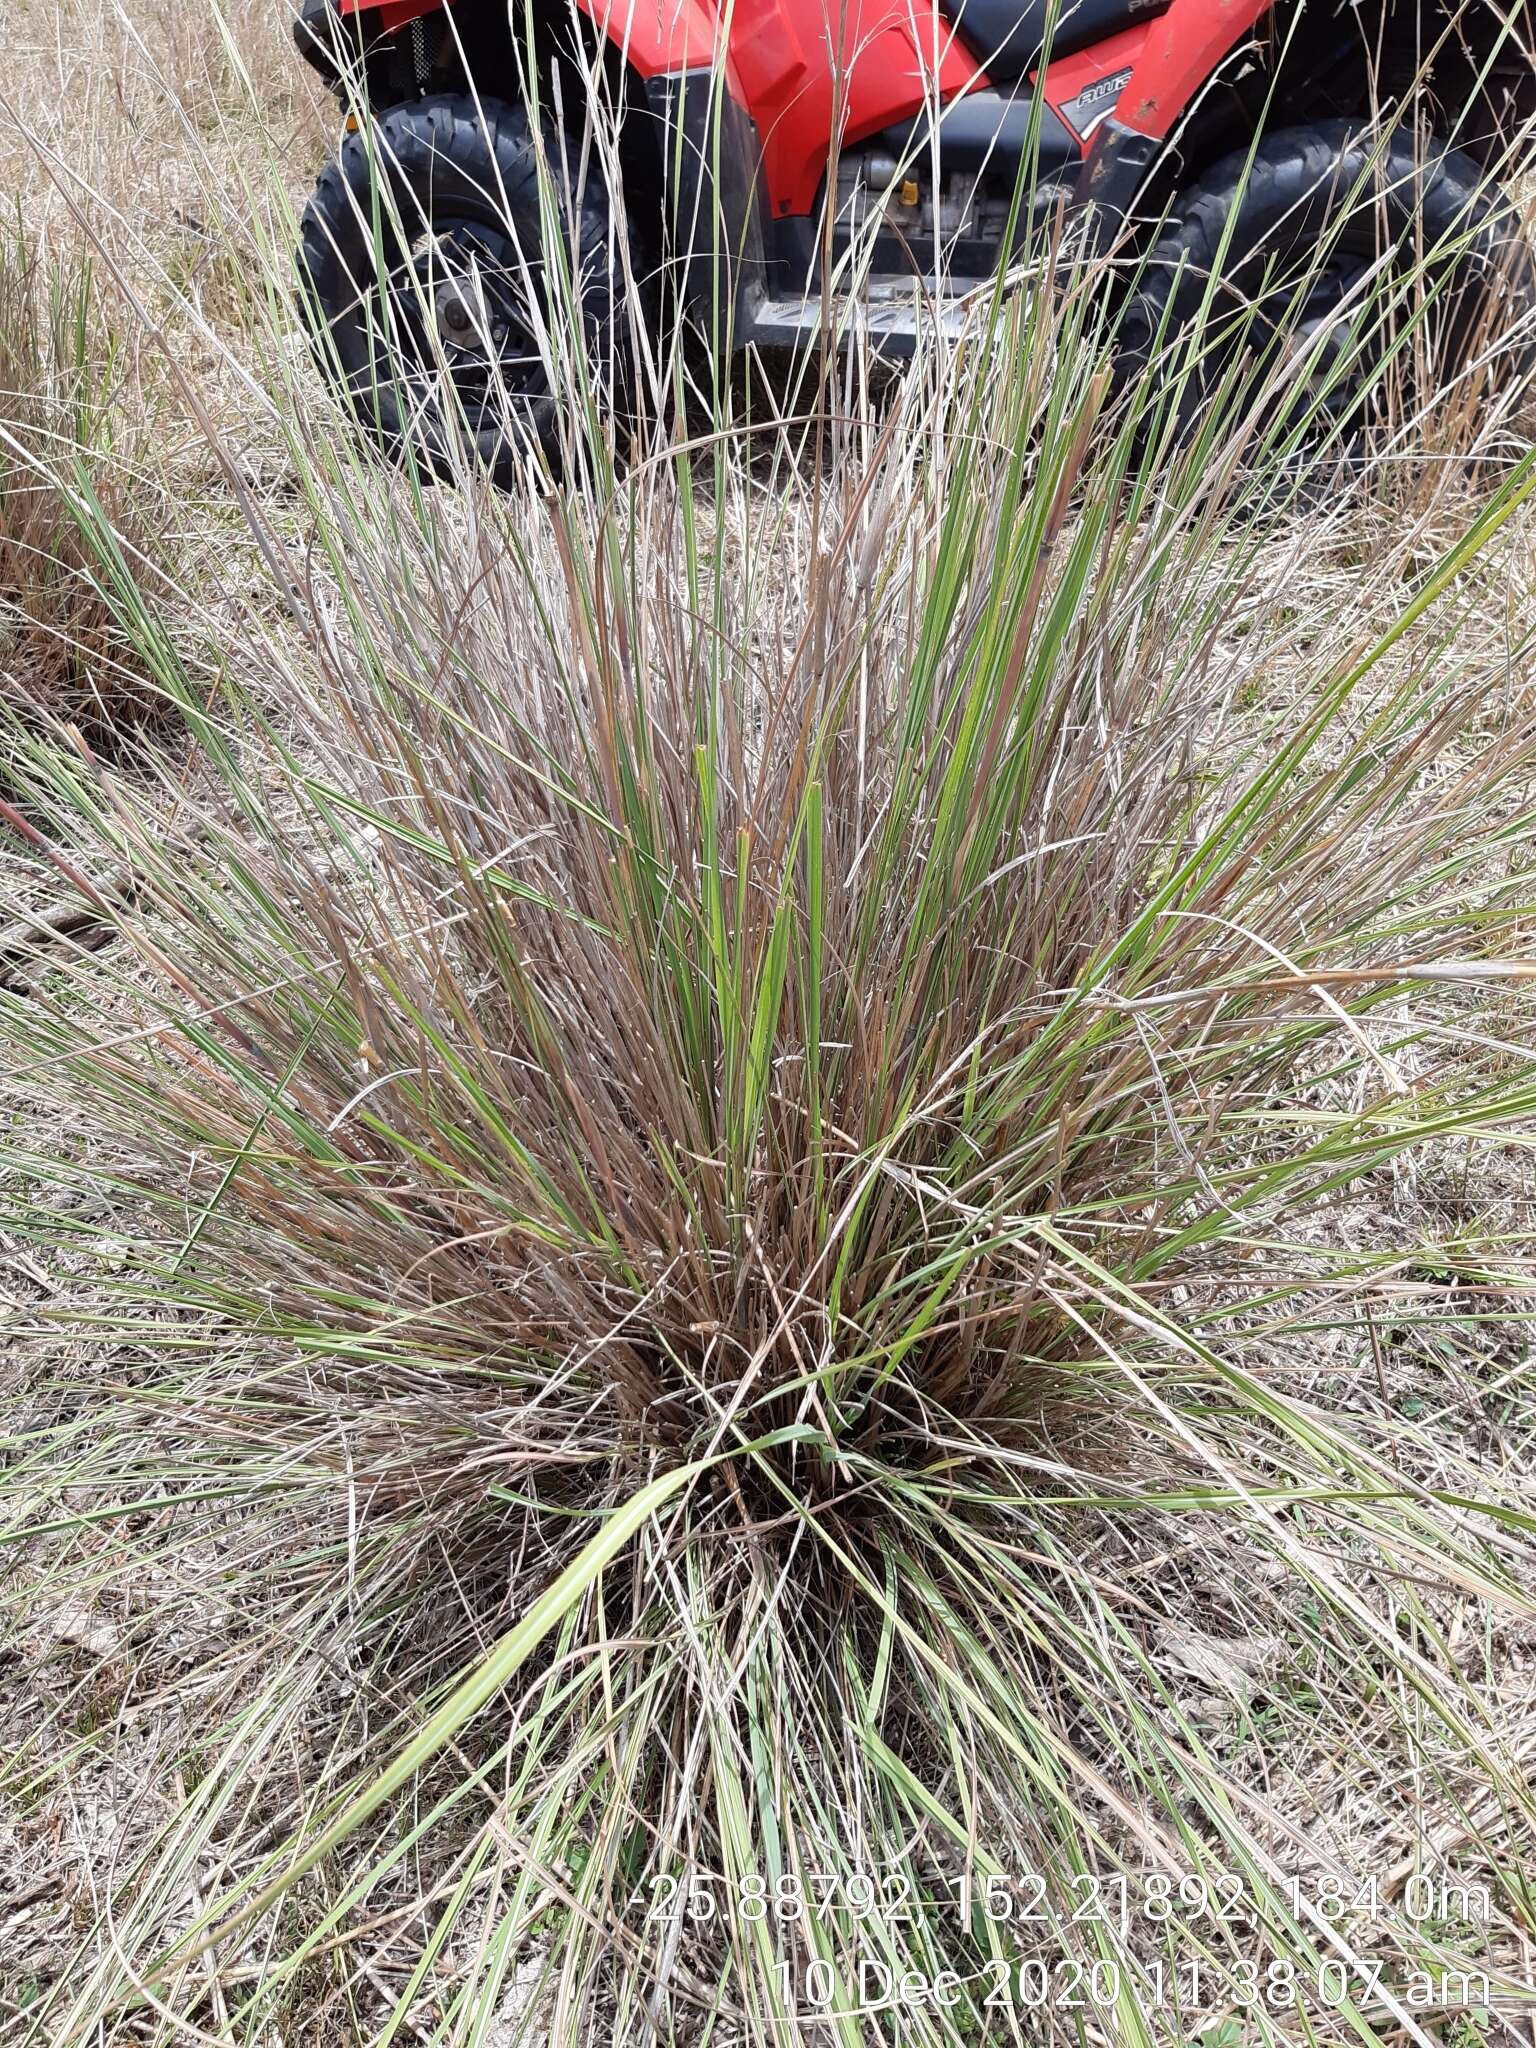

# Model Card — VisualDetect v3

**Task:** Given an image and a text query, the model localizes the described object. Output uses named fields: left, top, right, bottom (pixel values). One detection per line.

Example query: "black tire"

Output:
left=299, top=94, right=628, bottom=483
left=1117, top=122, right=1536, bottom=447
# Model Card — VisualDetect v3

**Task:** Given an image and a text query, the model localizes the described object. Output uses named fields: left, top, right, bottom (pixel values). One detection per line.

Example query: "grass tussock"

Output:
left=0, top=221, right=174, bottom=753
left=3, top=237, right=1536, bottom=2043
left=0, top=11, right=1535, bottom=2038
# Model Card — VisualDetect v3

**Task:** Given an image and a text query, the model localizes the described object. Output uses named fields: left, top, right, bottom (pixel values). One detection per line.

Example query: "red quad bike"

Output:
left=293, top=0, right=1536, bottom=474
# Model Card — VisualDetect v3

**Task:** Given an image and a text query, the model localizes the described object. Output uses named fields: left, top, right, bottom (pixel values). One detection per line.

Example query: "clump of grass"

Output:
left=7, top=34, right=1536, bottom=2027
left=0, top=220, right=173, bottom=754
left=4, top=237, right=1536, bottom=2044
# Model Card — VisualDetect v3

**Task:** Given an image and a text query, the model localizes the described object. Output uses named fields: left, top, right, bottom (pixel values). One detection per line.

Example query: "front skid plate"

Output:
left=746, top=278, right=998, bottom=357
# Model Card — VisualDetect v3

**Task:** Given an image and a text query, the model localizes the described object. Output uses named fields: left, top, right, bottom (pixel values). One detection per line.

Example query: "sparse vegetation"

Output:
left=1, top=3, right=1535, bottom=2046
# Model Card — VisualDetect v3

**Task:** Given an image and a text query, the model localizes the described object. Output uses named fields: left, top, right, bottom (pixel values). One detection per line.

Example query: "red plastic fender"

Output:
left=1111, top=0, right=1270, bottom=138
left=725, top=0, right=986, bottom=216
left=1036, top=20, right=1153, bottom=143
left=339, top=0, right=450, bottom=31
left=566, top=0, right=724, bottom=73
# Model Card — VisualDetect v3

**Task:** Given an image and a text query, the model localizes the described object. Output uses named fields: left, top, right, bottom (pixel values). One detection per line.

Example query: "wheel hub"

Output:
left=433, top=273, right=508, bottom=355
left=402, top=217, right=543, bottom=407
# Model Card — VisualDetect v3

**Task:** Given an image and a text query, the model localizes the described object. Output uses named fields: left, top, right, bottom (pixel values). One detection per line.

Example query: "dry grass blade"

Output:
left=0, top=219, right=178, bottom=757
